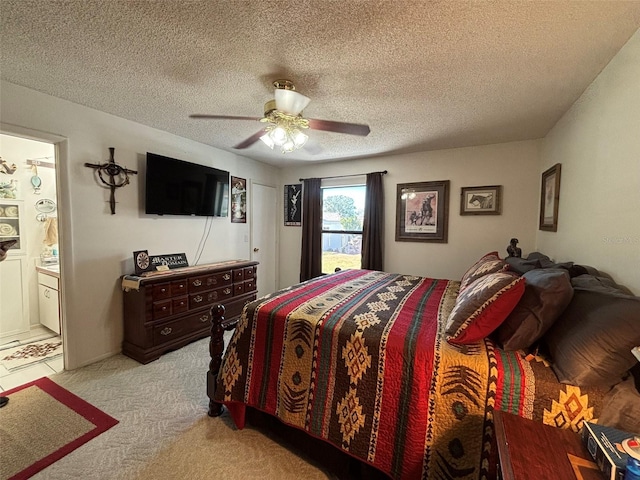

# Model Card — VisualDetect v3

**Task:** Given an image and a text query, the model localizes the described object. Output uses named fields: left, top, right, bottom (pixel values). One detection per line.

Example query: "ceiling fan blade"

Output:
left=189, top=114, right=262, bottom=121
left=233, top=129, right=266, bottom=149
left=307, top=118, right=370, bottom=136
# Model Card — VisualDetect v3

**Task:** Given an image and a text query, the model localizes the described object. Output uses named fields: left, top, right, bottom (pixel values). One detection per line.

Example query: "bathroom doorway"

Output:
left=0, top=132, right=64, bottom=390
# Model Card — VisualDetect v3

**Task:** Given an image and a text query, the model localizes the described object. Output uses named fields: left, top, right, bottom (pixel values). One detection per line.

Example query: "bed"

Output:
left=206, top=252, right=640, bottom=479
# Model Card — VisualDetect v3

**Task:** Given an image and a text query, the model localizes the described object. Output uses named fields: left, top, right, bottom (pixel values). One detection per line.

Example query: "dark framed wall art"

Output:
left=396, top=180, right=450, bottom=243
left=231, top=176, right=246, bottom=223
left=460, top=185, right=502, bottom=215
left=539, top=163, right=561, bottom=231
left=284, top=183, right=302, bottom=226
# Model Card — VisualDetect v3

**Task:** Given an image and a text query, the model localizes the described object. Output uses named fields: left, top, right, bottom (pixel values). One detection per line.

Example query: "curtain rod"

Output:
left=299, top=170, right=387, bottom=182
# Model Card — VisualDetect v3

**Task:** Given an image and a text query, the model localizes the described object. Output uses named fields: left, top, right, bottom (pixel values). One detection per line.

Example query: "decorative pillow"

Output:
left=543, top=281, right=640, bottom=387
left=460, top=251, right=507, bottom=291
left=446, top=272, right=526, bottom=345
left=495, top=269, right=573, bottom=351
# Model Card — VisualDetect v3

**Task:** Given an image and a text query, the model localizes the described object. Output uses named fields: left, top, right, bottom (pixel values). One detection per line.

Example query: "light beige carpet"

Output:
left=17, top=335, right=335, bottom=480
left=132, top=415, right=331, bottom=480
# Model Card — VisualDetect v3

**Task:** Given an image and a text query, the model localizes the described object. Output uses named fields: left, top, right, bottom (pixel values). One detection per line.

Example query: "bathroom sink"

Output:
left=40, top=264, right=60, bottom=273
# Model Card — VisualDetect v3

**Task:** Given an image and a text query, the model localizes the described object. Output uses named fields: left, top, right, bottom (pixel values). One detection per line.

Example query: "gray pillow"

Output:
left=505, top=256, right=541, bottom=275
left=543, top=281, right=640, bottom=388
left=495, top=269, right=573, bottom=351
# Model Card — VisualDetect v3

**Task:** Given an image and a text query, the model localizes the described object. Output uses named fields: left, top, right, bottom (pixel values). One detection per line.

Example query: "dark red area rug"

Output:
left=0, top=376, right=118, bottom=479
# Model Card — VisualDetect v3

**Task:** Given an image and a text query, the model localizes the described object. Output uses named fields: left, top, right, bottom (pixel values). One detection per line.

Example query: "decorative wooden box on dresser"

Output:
left=122, top=260, right=258, bottom=363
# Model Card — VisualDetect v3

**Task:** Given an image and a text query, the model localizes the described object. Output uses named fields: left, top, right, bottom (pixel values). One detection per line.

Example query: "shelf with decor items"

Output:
left=0, top=199, right=25, bottom=254
left=121, top=259, right=258, bottom=364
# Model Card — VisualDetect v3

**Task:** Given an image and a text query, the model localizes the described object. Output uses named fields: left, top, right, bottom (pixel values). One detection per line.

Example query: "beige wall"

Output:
left=537, top=29, right=640, bottom=294
left=1, top=81, right=279, bottom=369
left=278, top=140, right=541, bottom=289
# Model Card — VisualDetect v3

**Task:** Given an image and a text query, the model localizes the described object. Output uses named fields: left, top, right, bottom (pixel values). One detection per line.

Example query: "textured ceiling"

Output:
left=1, top=1, right=639, bottom=168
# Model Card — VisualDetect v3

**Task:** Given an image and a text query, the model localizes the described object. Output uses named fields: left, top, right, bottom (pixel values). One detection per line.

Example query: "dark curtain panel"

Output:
left=300, top=178, right=323, bottom=282
left=361, top=172, right=384, bottom=271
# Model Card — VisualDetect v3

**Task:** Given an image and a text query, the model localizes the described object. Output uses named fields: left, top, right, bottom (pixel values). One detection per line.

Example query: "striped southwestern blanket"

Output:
left=215, top=269, right=604, bottom=479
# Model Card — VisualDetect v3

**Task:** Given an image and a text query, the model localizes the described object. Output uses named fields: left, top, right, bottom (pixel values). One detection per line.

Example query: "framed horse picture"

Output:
left=396, top=180, right=450, bottom=243
left=460, top=185, right=502, bottom=215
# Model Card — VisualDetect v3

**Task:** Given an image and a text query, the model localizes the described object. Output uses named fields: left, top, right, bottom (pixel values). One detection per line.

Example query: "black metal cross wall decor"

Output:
left=84, top=147, right=138, bottom=214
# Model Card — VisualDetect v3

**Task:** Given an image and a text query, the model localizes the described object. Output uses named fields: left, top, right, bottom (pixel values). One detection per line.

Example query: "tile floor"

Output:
left=0, top=333, right=64, bottom=391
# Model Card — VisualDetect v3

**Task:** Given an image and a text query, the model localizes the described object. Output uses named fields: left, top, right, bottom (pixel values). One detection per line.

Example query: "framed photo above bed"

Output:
left=539, top=163, right=561, bottom=231
left=460, top=185, right=502, bottom=215
left=396, top=180, right=449, bottom=242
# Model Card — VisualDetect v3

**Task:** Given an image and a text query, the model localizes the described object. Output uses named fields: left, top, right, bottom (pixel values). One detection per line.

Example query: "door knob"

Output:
left=253, top=248, right=259, bottom=252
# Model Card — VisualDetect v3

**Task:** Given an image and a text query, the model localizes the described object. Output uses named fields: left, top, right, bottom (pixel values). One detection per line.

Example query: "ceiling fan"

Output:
left=190, top=79, right=371, bottom=154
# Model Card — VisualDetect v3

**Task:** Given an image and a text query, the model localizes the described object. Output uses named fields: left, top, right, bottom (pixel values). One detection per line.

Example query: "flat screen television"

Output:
left=145, top=152, right=229, bottom=216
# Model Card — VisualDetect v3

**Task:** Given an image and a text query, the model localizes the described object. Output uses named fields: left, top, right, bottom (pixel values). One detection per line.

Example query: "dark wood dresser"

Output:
left=122, top=260, right=258, bottom=363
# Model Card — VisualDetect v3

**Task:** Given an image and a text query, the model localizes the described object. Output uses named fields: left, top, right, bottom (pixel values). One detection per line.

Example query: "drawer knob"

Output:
left=162, top=305, right=167, bottom=311
left=223, top=288, right=231, bottom=295
left=223, top=274, right=231, bottom=281
left=200, top=315, right=209, bottom=322
left=160, top=327, right=172, bottom=336
left=193, top=295, right=203, bottom=303
left=192, top=279, right=202, bottom=287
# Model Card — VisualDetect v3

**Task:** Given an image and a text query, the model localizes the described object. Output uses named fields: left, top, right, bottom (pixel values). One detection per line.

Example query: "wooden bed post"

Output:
left=207, top=304, right=226, bottom=417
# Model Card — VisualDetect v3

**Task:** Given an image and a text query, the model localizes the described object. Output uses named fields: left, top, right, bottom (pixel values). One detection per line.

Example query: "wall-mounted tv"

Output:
left=145, top=152, right=229, bottom=217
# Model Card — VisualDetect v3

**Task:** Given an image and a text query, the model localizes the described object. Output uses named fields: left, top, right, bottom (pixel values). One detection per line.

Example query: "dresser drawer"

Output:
left=152, top=310, right=211, bottom=345
left=224, top=294, right=256, bottom=321
left=172, top=295, right=189, bottom=314
left=189, top=285, right=234, bottom=309
left=233, top=269, right=244, bottom=281
left=243, top=266, right=255, bottom=279
left=189, top=271, right=232, bottom=293
left=171, top=279, right=188, bottom=296
left=152, top=282, right=172, bottom=300
left=243, top=278, right=256, bottom=293
left=153, top=299, right=172, bottom=319
left=234, top=283, right=245, bottom=295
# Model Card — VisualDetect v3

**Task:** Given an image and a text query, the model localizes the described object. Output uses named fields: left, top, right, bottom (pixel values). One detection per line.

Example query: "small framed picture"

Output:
left=460, top=185, right=502, bottom=215
left=284, top=184, right=302, bottom=226
left=230, top=176, right=246, bottom=223
left=539, top=163, right=561, bottom=231
left=396, top=180, right=449, bottom=243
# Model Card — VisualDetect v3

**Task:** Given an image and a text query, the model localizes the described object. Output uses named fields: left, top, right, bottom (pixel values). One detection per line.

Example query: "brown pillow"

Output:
left=543, top=281, right=640, bottom=388
left=459, top=251, right=507, bottom=291
left=598, top=374, right=640, bottom=434
left=495, top=269, right=573, bottom=351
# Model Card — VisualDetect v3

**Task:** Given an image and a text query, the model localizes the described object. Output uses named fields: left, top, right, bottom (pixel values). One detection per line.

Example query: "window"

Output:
left=321, top=184, right=365, bottom=274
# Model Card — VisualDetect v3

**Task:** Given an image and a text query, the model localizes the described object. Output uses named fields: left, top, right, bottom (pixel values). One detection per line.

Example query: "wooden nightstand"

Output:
left=494, top=410, right=603, bottom=480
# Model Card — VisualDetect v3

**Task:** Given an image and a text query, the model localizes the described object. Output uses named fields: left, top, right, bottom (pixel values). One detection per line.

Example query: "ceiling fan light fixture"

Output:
left=271, top=126, right=288, bottom=146
left=274, top=88, right=311, bottom=116
left=259, top=132, right=275, bottom=149
left=291, top=129, right=308, bottom=148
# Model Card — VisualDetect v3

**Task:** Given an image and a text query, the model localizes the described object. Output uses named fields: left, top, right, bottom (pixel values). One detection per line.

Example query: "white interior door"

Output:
left=251, top=183, right=277, bottom=297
